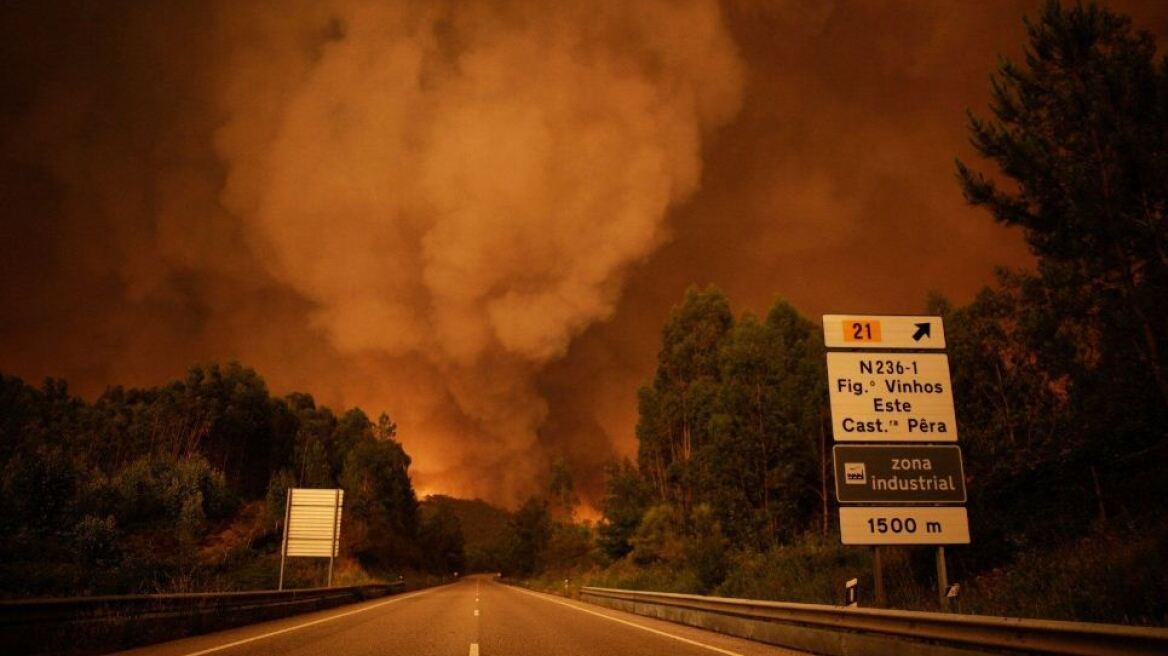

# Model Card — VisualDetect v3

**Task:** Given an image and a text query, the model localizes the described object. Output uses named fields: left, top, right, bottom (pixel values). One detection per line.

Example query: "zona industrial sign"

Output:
left=833, top=445, right=966, bottom=504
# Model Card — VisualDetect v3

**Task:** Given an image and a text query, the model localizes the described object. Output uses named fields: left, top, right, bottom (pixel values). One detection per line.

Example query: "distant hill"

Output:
left=420, top=492, right=511, bottom=553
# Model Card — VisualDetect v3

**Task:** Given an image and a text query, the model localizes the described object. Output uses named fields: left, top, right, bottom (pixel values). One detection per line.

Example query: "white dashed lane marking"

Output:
left=174, top=587, right=440, bottom=656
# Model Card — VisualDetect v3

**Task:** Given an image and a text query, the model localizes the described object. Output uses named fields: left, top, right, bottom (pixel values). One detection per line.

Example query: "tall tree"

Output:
left=547, top=456, right=579, bottom=521
left=761, top=301, right=828, bottom=541
left=505, top=497, right=551, bottom=577
left=419, top=503, right=466, bottom=574
left=929, top=278, right=1078, bottom=569
left=597, top=459, right=653, bottom=560
left=709, top=301, right=825, bottom=547
left=636, top=285, right=733, bottom=516
left=341, top=429, right=419, bottom=565
left=957, top=0, right=1168, bottom=406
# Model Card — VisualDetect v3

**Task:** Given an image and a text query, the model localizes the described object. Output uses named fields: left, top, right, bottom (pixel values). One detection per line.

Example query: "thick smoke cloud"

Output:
left=213, top=1, right=744, bottom=502
left=0, top=0, right=744, bottom=504
left=3, top=1, right=1166, bottom=508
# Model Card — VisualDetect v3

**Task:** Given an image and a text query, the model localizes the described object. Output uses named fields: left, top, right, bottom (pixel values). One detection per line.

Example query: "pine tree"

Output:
left=956, top=0, right=1168, bottom=405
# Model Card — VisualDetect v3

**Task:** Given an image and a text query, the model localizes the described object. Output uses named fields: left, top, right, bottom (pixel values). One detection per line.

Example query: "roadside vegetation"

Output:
left=0, top=361, right=462, bottom=597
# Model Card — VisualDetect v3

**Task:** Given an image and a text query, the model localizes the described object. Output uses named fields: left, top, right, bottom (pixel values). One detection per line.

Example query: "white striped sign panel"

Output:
left=286, top=488, right=343, bottom=557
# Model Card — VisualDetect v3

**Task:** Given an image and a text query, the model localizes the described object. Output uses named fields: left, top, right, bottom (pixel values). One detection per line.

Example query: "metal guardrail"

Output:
left=0, top=582, right=404, bottom=656
left=580, top=586, right=1168, bottom=656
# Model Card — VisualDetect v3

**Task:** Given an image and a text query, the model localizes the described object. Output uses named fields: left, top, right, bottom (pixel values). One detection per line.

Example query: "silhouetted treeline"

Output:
left=592, top=289, right=829, bottom=594
left=0, top=362, right=465, bottom=596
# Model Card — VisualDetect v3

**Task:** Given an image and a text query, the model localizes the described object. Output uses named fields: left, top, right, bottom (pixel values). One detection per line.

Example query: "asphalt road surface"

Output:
left=115, top=575, right=807, bottom=656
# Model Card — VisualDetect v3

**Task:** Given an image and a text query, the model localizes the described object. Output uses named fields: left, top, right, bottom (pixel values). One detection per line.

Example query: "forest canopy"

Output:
left=0, top=362, right=441, bottom=595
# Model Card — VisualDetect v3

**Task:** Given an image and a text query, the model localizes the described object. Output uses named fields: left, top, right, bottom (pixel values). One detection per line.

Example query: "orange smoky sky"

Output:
left=2, top=1, right=1166, bottom=509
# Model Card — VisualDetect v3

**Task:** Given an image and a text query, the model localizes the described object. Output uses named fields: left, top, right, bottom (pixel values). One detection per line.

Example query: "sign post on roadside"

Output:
left=823, top=314, right=969, bottom=610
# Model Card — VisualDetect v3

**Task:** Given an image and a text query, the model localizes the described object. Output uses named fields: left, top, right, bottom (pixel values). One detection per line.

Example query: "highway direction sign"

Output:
left=827, top=351, right=957, bottom=442
left=822, top=315, right=946, bottom=350
left=834, top=445, right=966, bottom=503
left=839, top=506, right=970, bottom=545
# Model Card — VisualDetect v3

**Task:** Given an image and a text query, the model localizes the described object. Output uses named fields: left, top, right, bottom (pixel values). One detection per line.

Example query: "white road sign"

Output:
left=823, top=315, right=946, bottom=350
left=285, top=488, right=344, bottom=557
left=827, top=351, right=957, bottom=442
left=839, top=506, right=970, bottom=545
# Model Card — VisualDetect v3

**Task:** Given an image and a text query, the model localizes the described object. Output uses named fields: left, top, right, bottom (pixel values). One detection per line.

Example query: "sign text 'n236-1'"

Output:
left=827, top=352, right=957, bottom=442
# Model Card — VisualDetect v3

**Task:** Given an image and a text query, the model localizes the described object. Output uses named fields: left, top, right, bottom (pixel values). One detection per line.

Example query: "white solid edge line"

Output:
left=469, top=644, right=479, bottom=656
left=177, top=587, right=439, bottom=656
left=508, top=586, right=745, bottom=656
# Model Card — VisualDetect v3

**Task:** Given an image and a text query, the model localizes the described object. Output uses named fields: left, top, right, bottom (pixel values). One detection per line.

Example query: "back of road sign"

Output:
left=286, top=488, right=344, bottom=557
left=823, top=315, right=946, bottom=350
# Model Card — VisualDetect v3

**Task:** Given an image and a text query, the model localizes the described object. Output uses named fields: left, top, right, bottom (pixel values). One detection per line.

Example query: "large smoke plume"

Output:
left=214, top=1, right=744, bottom=501
left=1, top=0, right=744, bottom=504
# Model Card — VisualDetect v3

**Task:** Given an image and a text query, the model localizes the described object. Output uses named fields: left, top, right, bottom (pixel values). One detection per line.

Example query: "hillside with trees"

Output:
left=420, top=495, right=511, bottom=572
left=0, top=362, right=457, bottom=596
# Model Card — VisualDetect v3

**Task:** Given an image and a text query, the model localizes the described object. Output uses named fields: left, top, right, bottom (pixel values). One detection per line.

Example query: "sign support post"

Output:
left=278, top=487, right=291, bottom=591
left=327, top=489, right=340, bottom=587
left=873, top=547, right=886, bottom=606
left=936, top=546, right=950, bottom=612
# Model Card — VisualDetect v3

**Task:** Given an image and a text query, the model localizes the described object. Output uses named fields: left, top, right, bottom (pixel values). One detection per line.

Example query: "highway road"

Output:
left=115, top=575, right=806, bottom=656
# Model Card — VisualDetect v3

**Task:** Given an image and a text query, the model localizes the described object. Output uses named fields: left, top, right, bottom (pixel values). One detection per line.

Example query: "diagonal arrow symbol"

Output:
left=912, top=322, right=931, bottom=342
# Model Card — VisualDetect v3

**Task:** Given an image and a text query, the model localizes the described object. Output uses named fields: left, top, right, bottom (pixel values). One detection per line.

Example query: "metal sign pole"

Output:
left=873, top=547, right=886, bottom=606
left=278, top=488, right=291, bottom=591
left=327, top=489, right=340, bottom=588
left=936, top=546, right=950, bottom=611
